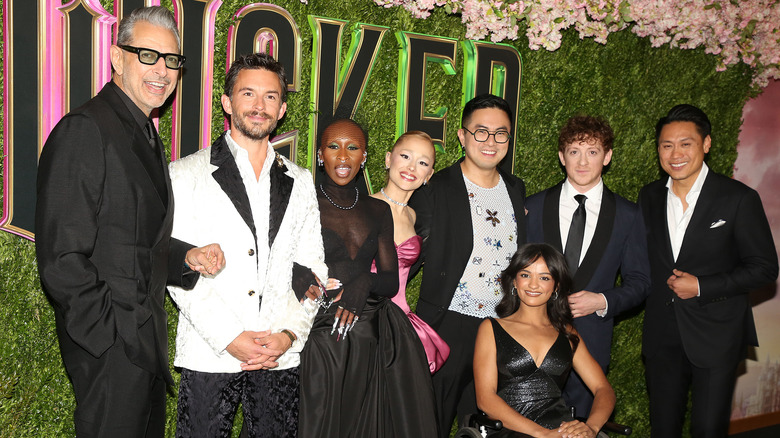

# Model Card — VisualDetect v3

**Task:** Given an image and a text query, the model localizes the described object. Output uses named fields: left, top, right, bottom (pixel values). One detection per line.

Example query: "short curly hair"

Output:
left=558, top=115, right=614, bottom=153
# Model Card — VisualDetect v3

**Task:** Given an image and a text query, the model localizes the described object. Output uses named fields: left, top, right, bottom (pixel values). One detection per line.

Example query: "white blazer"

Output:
left=168, top=138, right=327, bottom=372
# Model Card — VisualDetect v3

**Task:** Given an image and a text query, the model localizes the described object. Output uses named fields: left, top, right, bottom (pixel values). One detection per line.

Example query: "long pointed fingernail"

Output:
left=343, top=323, right=351, bottom=338
left=331, top=317, right=339, bottom=335
left=337, top=325, right=344, bottom=341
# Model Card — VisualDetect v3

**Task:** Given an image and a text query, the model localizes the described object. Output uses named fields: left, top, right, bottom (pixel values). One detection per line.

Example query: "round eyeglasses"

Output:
left=462, top=127, right=511, bottom=144
left=119, top=45, right=186, bottom=70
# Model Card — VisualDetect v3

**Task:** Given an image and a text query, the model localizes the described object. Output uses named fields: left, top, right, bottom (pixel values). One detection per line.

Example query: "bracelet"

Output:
left=280, top=329, right=297, bottom=345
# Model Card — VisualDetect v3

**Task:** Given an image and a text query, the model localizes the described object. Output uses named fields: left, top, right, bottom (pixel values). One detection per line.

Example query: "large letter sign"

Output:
left=1, top=1, right=522, bottom=239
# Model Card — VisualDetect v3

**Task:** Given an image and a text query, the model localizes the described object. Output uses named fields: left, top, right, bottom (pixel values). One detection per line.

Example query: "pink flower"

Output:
left=374, top=0, right=780, bottom=87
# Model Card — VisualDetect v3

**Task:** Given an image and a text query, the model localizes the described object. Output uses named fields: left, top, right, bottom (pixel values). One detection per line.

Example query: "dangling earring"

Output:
left=362, top=151, right=367, bottom=168
left=510, top=286, right=517, bottom=296
left=423, top=179, right=428, bottom=186
left=552, top=290, right=558, bottom=300
left=361, top=161, right=365, bottom=169
left=317, top=153, right=323, bottom=167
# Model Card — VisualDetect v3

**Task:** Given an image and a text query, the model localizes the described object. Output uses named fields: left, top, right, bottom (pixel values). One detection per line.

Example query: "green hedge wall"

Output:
left=0, top=0, right=753, bottom=436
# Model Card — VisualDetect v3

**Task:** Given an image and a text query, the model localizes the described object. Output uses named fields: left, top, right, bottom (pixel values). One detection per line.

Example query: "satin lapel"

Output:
left=210, top=134, right=257, bottom=241
left=268, top=153, right=293, bottom=249
left=677, top=172, right=717, bottom=262
left=542, top=183, right=564, bottom=252
left=573, top=187, right=616, bottom=291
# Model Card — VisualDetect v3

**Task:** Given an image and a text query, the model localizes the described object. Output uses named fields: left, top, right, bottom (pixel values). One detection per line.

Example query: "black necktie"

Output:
left=145, top=119, right=159, bottom=152
left=144, top=119, right=168, bottom=204
left=565, top=194, right=587, bottom=273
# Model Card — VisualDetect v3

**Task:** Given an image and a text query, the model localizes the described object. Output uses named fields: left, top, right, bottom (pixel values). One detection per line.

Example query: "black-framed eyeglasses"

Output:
left=462, top=127, right=511, bottom=144
left=119, top=45, right=186, bottom=70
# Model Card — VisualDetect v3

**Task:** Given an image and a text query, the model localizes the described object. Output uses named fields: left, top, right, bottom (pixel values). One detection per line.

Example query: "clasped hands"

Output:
left=228, top=330, right=292, bottom=371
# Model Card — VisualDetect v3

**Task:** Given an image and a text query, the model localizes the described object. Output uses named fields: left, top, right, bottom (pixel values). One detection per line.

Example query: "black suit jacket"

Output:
left=409, top=159, right=526, bottom=328
left=36, top=82, right=196, bottom=383
left=526, top=181, right=650, bottom=366
left=638, top=170, right=778, bottom=368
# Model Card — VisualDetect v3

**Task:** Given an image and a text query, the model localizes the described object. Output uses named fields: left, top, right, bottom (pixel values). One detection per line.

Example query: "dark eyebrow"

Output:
left=473, top=123, right=509, bottom=131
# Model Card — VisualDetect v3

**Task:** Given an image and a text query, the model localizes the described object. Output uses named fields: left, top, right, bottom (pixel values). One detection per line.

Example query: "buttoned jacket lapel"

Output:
left=210, top=134, right=257, bottom=245
left=573, top=187, right=615, bottom=291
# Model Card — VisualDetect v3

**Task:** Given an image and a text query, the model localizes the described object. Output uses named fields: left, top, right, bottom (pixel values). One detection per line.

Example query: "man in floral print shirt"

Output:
left=410, top=94, right=527, bottom=437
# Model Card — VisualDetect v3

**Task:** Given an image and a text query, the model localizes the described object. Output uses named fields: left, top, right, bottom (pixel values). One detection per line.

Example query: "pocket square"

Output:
left=710, top=219, right=726, bottom=228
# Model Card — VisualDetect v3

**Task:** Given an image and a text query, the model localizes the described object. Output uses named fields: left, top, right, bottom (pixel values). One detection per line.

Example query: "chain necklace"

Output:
left=320, top=185, right=359, bottom=210
left=380, top=188, right=408, bottom=207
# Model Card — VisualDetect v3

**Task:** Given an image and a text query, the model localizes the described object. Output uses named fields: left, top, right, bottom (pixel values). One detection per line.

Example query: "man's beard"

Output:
left=233, top=110, right=277, bottom=141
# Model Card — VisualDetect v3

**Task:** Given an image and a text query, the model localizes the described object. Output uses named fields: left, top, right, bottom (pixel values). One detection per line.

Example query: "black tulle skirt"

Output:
left=298, top=296, right=438, bottom=437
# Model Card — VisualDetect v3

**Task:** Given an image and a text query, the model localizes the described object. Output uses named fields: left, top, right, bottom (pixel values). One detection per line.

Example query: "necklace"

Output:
left=380, top=188, right=408, bottom=207
left=320, top=185, right=359, bottom=210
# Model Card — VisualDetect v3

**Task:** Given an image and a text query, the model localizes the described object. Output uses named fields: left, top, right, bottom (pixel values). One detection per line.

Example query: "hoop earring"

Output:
left=510, top=286, right=517, bottom=296
left=552, top=291, right=558, bottom=300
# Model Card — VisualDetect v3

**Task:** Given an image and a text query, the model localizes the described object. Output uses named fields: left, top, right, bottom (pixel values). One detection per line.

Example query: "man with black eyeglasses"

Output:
left=409, top=94, right=526, bottom=436
left=36, top=7, right=223, bottom=437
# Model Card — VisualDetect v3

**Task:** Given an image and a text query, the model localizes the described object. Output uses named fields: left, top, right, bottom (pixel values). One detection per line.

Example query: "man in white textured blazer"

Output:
left=167, top=53, right=328, bottom=437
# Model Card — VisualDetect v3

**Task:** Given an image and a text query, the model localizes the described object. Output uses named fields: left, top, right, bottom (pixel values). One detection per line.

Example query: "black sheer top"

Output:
left=316, top=174, right=399, bottom=316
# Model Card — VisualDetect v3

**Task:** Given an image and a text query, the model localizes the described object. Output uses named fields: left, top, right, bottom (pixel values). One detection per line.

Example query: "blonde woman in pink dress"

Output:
left=371, top=131, right=450, bottom=373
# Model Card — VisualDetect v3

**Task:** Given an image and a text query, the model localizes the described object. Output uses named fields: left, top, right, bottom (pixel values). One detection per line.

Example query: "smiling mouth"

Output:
left=669, top=162, right=688, bottom=169
left=481, top=149, right=497, bottom=156
left=525, top=290, right=542, bottom=297
left=399, top=171, right=416, bottom=182
left=145, top=80, right=168, bottom=92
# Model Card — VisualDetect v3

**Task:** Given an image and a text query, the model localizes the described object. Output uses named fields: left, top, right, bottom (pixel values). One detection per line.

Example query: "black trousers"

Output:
left=60, top=335, right=166, bottom=438
left=176, top=367, right=300, bottom=438
left=645, top=327, right=739, bottom=438
left=431, top=310, right=483, bottom=438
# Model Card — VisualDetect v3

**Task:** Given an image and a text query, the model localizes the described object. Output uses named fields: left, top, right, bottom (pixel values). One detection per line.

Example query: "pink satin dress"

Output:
left=375, top=235, right=450, bottom=373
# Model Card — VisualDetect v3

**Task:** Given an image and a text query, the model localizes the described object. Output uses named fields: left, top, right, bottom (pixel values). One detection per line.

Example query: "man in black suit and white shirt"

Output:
left=36, top=7, right=223, bottom=437
left=525, top=115, right=650, bottom=418
left=639, top=104, right=778, bottom=437
left=410, top=94, right=526, bottom=436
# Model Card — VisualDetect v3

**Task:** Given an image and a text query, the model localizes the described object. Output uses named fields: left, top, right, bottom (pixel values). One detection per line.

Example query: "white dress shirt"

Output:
left=559, top=179, right=604, bottom=266
left=226, top=130, right=273, bottom=293
left=666, top=163, right=709, bottom=297
left=666, top=163, right=709, bottom=261
left=559, top=178, right=608, bottom=316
